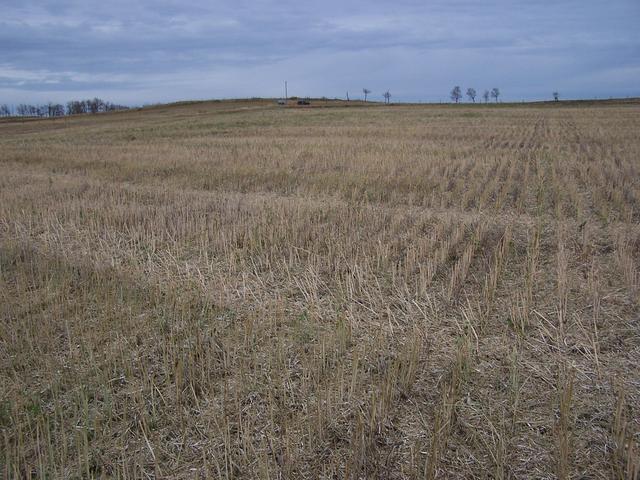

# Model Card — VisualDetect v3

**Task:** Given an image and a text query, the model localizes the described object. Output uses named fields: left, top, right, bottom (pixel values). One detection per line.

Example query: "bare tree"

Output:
left=363, top=88, right=371, bottom=102
left=88, top=99, right=99, bottom=114
left=383, top=90, right=391, bottom=104
left=450, top=86, right=462, bottom=103
left=104, top=102, right=129, bottom=112
left=466, top=88, right=476, bottom=103
left=0, top=104, right=10, bottom=116
left=67, top=100, right=84, bottom=115
left=483, top=90, right=490, bottom=103
left=68, top=100, right=95, bottom=115
left=491, top=87, right=500, bottom=103
left=51, top=104, right=65, bottom=117
left=553, top=91, right=559, bottom=102
left=87, top=98, right=106, bottom=114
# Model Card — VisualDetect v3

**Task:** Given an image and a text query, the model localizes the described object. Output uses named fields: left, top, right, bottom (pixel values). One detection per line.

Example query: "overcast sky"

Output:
left=1, top=0, right=639, bottom=104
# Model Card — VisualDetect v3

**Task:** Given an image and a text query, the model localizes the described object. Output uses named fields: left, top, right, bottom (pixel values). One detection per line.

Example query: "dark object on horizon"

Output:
left=363, top=88, right=371, bottom=102
left=297, top=98, right=310, bottom=105
left=383, top=91, right=391, bottom=104
left=450, top=86, right=462, bottom=103
left=553, top=91, right=559, bottom=102
left=491, top=88, right=500, bottom=103
left=483, top=90, right=490, bottom=103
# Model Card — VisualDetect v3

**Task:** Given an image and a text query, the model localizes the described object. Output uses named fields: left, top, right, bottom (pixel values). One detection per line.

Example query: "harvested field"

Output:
left=1, top=100, right=639, bottom=478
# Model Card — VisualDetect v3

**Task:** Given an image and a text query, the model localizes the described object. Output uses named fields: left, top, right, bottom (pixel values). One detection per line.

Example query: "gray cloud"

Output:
left=1, top=0, right=638, bottom=103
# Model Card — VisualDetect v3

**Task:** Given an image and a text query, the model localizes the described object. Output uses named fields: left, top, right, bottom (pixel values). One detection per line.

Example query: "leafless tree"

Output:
left=88, top=98, right=106, bottom=113
left=483, top=90, right=490, bottom=103
left=466, top=88, right=476, bottom=103
left=51, top=104, right=65, bottom=117
left=0, top=104, right=10, bottom=116
left=553, top=91, right=559, bottom=102
left=66, top=100, right=85, bottom=115
left=450, top=86, right=462, bottom=103
left=491, top=87, right=500, bottom=103
left=16, top=104, right=30, bottom=116
left=104, top=102, right=129, bottom=112
left=363, top=88, right=371, bottom=102
left=383, top=91, right=391, bottom=104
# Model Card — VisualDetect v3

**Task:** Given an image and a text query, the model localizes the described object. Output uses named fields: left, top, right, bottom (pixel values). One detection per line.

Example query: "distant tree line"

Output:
left=0, top=98, right=129, bottom=117
left=450, top=87, right=565, bottom=103
left=451, top=86, right=500, bottom=103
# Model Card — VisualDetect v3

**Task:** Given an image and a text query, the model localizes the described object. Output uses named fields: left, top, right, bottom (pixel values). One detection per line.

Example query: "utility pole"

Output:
left=285, top=81, right=288, bottom=100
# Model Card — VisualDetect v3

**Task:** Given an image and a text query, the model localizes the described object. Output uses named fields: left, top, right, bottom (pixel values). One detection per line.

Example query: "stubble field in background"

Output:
left=1, top=99, right=639, bottom=478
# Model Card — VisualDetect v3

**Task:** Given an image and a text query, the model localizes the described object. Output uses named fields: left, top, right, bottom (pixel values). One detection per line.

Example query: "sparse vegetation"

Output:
left=1, top=99, right=639, bottom=478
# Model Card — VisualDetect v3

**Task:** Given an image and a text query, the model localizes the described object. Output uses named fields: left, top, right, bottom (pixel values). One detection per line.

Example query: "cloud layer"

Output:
left=1, top=0, right=639, bottom=103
